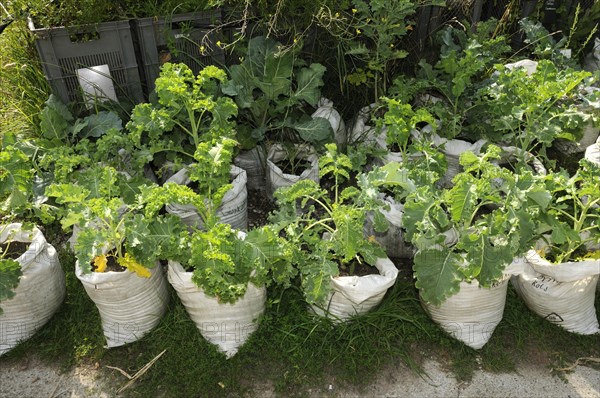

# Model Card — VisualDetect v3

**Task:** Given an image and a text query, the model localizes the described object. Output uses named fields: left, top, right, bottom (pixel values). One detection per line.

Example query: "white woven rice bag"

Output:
left=0, top=224, right=65, bottom=356
left=165, top=165, right=248, bottom=231
left=167, top=260, right=266, bottom=358
left=585, top=142, right=600, bottom=165
left=266, top=144, right=319, bottom=197
left=422, top=277, right=510, bottom=349
left=421, top=259, right=525, bottom=349
left=310, top=257, right=398, bottom=321
left=234, top=146, right=267, bottom=191
left=583, top=37, right=600, bottom=72
left=76, top=262, right=169, bottom=348
left=512, top=250, right=600, bottom=335
left=503, top=59, right=538, bottom=75
left=348, top=103, right=379, bottom=144
left=364, top=196, right=413, bottom=258
left=312, top=98, right=346, bottom=148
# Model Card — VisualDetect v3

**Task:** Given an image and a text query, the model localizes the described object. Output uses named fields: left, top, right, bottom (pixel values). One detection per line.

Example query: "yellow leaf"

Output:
left=93, top=255, right=108, bottom=273
left=582, top=251, right=600, bottom=260
left=118, top=253, right=151, bottom=278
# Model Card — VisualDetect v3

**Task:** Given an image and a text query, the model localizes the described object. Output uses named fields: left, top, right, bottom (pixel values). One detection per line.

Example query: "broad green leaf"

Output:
left=414, top=248, right=463, bottom=306
left=145, top=214, right=187, bottom=260
left=221, top=64, right=255, bottom=108
left=208, top=97, right=238, bottom=137
left=377, top=162, right=416, bottom=192
left=402, top=186, right=437, bottom=242
left=288, top=117, right=333, bottom=145
left=447, top=180, right=476, bottom=223
left=242, top=226, right=290, bottom=286
left=45, top=183, right=91, bottom=204
left=127, top=104, right=175, bottom=145
left=294, top=63, right=326, bottom=106
left=80, top=111, right=123, bottom=138
left=71, top=119, right=89, bottom=140
left=526, top=188, right=552, bottom=209
left=451, top=74, right=467, bottom=98
left=124, top=214, right=155, bottom=268
left=301, top=255, right=339, bottom=305
left=372, top=210, right=389, bottom=233
left=0, top=258, right=22, bottom=313
left=247, top=37, right=294, bottom=101
left=550, top=222, right=569, bottom=245
left=3, top=190, right=28, bottom=213
left=39, top=94, right=73, bottom=143
left=74, top=228, right=104, bottom=273
left=464, top=234, right=513, bottom=286
left=59, top=211, right=84, bottom=230
left=458, top=150, right=480, bottom=168
left=243, top=227, right=285, bottom=265
left=76, top=166, right=120, bottom=199
left=0, top=147, right=32, bottom=215
left=32, top=173, right=54, bottom=205
left=513, top=208, right=537, bottom=252
left=331, top=207, right=363, bottom=263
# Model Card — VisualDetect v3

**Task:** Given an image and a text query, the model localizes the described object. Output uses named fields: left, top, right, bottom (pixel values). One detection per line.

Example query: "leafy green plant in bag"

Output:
left=141, top=138, right=293, bottom=303
left=269, top=143, right=411, bottom=304
left=222, top=36, right=331, bottom=149
left=481, top=60, right=592, bottom=166
left=403, top=145, right=551, bottom=305
left=536, top=158, right=600, bottom=264
left=397, top=21, right=511, bottom=140
left=126, top=63, right=237, bottom=175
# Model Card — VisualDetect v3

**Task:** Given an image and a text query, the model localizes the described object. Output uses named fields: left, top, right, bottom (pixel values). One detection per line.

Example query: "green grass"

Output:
left=2, top=231, right=598, bottom=397
left=0, top=20, right=49, bottom=139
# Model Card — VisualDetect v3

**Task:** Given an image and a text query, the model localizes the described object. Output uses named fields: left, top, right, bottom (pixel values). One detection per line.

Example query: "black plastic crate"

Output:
left=134, top=10, right=228, bottom=95
left=28, top=19, right=144, bottom=106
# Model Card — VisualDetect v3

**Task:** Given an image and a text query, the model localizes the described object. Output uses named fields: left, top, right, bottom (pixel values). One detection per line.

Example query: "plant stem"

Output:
left=306, top=195, right=333, bottom=218
left=152, top=148, right=195, bottom=160
left=304, top=218, right=335, bottom=234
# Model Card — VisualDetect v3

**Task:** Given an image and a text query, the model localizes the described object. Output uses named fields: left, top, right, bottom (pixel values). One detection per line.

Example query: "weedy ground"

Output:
left=2, top=222, right=598, bottom=398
